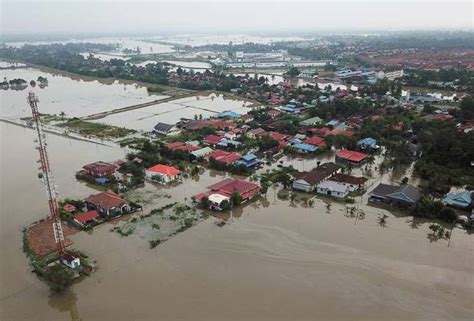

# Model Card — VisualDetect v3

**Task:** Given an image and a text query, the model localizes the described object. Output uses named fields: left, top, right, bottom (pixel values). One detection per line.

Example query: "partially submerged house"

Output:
left=336, top=150, right=369, bottom=165
left=235, top=153, right=261, bottom=168
left=194, top=178, right=261, bottom=210
left=292, top=143, right=318, bottom=154
left=61, top=253, right=81, bottom=269
left=85, top=190, right=131, bottom=217
left=153, top=122, right=180, bottom=136
left=292, top=162, right=342, bottom=192
left=304, top=136, right=326, bottom=148
left=190, top=147, right=213, bottom=159
left=206, top=150, right=241, bottom=166
left=82, top=161, right=117, bottom=178
left=145, top=164, right=181, bottom=183
left=443, top=191, right=472, bottom=209
left=369, top=184, right=420, bottom=208
left=73, top=210, right=100, bottom=227
left=166, top=142, right=200, bottom=153
left=357, top=137, right=379, bottom=150
left=316, top=180, right=350, bottom=198
left=328, top=173, right=368, bottom=192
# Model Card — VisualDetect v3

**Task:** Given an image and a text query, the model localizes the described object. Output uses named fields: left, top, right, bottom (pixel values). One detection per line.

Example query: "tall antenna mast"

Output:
left=28, top=92, right=66, bottom=255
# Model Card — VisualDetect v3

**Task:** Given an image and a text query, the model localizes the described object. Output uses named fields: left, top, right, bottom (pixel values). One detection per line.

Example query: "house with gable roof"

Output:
left=444, top=191, right=473, bottom=209
left=369, top=184, right=420, bottom=208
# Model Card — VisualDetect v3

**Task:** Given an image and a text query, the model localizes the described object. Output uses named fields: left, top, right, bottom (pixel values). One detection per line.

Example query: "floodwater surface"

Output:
left=1, top=122, right=473, bottom=321
left=93, top=93, right=253, bottom=130
left=0, top=66, right=167, bottom=120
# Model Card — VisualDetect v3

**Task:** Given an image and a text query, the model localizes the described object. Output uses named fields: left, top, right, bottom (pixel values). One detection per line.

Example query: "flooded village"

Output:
left=1, top=28, right=474, bottom=321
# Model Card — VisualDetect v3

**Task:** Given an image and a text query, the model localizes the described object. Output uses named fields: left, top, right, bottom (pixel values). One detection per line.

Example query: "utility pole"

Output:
left=28, top=92, right=66, bottom=256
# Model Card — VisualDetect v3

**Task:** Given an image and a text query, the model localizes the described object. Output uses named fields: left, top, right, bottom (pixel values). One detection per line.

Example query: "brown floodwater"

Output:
left=0, top=66, right=167, bottom=120
left=1, top=121, right=473, bottom=321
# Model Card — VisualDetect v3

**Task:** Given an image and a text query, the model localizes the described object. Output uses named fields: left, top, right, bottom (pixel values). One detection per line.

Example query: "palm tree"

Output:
left=290, top=193, right=296, bottom=204
left=367, top=155, right=376, bottom=168
left=59, top=111, right=66, bottom=120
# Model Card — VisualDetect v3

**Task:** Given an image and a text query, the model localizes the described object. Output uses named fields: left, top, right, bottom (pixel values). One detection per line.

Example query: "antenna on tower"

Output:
left=27, top=92, right=66, bottom=255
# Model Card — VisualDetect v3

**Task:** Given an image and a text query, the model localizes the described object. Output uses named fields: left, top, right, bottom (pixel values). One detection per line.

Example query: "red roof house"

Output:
left=336, top=150, right=368, bottom=165
left=305, top=136, right=327, bottom=147
left=266, top=131, right=289, bottom=141
left=206, top=150, right=241, bottom=165
left=85, top=190, right=130, bottom=216
left=194, top=178, right=261, bottom=210
left=145, top=164, right=181, bottom=183
left=186, top=120, right=236, bottom=130
left=204, top=134, right=223, bottom=146
left=248, top=127, right=266, bottom=138
left=82, top=161, right=117, bottom=178
left=307, top=127, right=332, bottom=136
left=74, top=210, right=99, bottom=226
left=166, top=142, right=200, bottom=152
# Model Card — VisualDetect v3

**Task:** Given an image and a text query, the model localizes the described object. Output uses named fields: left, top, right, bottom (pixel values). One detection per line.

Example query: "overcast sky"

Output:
left=1, top=0, right=473, bottom=35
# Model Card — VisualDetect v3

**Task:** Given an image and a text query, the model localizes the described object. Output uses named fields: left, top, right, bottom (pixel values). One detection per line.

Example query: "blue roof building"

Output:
left=327, top=119, right=339, bottom=127
left=217, top=138, right=241, bottom=149
left=444, top=191, right=472, bottom=209
left=235, top=153, right=261, bottom=168
left=280, top=103, right=300, bottom=113
left=217, top=110, right=241, bottom=118
left=293, top=143, right=318, bottom=153
left=335, top=122, right=348, bottom=129
left=95, top=177, right=109, bottom=185
left=358, top=137, right=379, bottom=150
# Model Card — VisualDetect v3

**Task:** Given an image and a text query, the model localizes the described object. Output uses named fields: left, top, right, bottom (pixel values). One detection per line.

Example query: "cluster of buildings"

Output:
left=63, top=190, right=133, bottom=229
left=336, top=67, right=404, bottom=83
left=224, top=50, right=330, bottom=69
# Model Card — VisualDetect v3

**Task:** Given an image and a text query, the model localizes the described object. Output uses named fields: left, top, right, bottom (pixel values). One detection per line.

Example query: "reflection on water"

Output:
left=93, top=93, right=253, bottom=130
left=0, top=66, right=165, bottom=120
left=48, top=289, right=81, bottom=321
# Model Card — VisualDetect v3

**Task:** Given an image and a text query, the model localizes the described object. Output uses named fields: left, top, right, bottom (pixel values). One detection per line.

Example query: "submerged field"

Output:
left=92, top=93, right=253, bottom=130
left=0, top=65, right=168, bottom=120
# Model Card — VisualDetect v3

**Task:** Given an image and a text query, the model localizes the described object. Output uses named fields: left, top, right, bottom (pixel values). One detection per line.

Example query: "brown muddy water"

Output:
left=1, top=121, right=473, bottom=320
left=0, top=66, right=167, bottom=120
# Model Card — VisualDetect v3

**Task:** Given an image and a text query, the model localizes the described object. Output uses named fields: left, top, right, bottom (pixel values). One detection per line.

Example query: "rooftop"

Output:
left=146, top=164, right=181, bottom=176
left=336, top=150, right=368, bottom=162
left=74, top=210, right=100, bottom=223
left=85, top=190, right=128, bottom=211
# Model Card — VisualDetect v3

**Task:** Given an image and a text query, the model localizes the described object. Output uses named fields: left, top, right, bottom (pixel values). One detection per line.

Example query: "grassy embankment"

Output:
left=56, top=118, right=136, bottom=139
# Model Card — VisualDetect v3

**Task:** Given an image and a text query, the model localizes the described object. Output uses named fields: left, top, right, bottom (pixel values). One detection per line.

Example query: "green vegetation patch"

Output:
left=57, top=119, right=136, bottom=139
left=111, top=202, right=207, bottom=249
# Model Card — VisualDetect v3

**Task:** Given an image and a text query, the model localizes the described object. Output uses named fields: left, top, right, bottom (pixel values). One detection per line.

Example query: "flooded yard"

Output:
left=93, top=93, right=253, bottom=130
left=0, top=66, right=167, bottom=120
left=1, top=118, right=473, bottom=321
